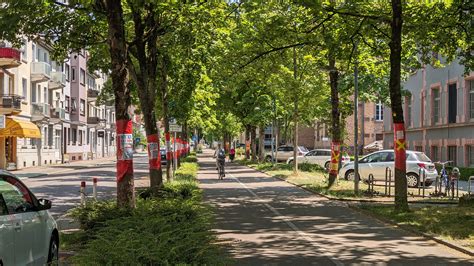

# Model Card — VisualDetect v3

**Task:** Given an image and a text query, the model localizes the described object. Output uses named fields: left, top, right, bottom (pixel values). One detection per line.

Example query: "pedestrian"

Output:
left=229, top=146, right=235, bottom=162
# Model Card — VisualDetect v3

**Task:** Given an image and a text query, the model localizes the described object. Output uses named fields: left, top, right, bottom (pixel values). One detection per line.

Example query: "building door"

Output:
left=5, top=137, right=17, bottom=168
left=448, top=84, right=457, bottom=123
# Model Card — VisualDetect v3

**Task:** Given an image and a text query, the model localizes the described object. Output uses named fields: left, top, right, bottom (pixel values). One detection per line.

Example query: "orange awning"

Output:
left=0, top=118, right=41, bottom=138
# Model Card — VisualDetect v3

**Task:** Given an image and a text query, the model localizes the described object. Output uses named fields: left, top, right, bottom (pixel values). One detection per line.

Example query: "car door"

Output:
left=1, top=176, right=46, bottom=265
left=358, top=153, right=378, bottom=180
left=363, top=152, right=391, bottom=180
left=303, top=151, right=316, bottom=164
left=276, top=146, right=286, bottom=162
left=0, top=191, right=15, bottom=266
left=282, top=146, right=293, bottom=161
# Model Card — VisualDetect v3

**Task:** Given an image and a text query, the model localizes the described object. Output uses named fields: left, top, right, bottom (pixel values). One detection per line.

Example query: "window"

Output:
left=72, top=129, right=77, bottom=144
left=80, top=99, right=85, bottom=116
left=32, top=43, right=36, bottom=62
left=79, top=130, right=83, bottom=145
left=80, top=68, right=86, bottom=85
left=406, top=96, right=412, bottom=127
left=71, top=97, right=77, bottom=112
left=22, top=78, right=27, bottom=98
left=71, top=67, right=76, bottom=82
left=431, top=146, right=439, bottom=162
left=448, top=83, right=457, bottom=123
left=20, top=38, right=27, bottom=61
left=65, top=63, right=70, bottom=81
left=467, top=145, right=474, bottom=167
left=448, top=146, right=457, bottom=165
left=375, top=134, right=383, bottom=141
left=469, top=80, right=474, bottom=119
left=432, top=88, right=440, bottom=124
left=0, top=176, right=35, bottom=214
left=415, top=146, right=423, bottom=152
left=65, top=96, right=70, bottom=112
left=375, top=101, right=383, bottom=121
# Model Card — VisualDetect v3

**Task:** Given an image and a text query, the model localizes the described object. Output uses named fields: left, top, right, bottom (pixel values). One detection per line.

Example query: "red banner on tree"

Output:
left=147, top=134, right=161, bottom=170
left=329, top=142, right=341, bottom=175
left=116, top=119, right=133, bottom=182
left=393, top=123, right=406, bottom=172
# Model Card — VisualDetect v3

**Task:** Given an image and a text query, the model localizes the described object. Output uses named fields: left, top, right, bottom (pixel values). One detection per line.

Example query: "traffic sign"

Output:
left=169, top=124, right=182, bottom=132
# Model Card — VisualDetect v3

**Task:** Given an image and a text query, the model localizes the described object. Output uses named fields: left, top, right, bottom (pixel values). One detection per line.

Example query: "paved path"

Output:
left=197, top=150, right=473, bottom=265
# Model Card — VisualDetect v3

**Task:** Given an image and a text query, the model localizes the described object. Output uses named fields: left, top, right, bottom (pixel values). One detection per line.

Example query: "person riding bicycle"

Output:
left=213, top=143, right=226, bottom=178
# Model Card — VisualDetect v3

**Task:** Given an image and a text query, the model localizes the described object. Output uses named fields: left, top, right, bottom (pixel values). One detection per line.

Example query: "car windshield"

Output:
left=298, top=146, right=309, bottom=153
left=414, top=152, right=431, bottom=162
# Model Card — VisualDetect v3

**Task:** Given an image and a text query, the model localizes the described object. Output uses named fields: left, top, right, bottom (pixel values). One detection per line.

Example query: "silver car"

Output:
left=0, top=171, right=58, bottom=265
left=265, top=145, right=309, bottom=162
left=286, top=149, right=351, bottom=170
left=339, top=150, right=438, bottom=187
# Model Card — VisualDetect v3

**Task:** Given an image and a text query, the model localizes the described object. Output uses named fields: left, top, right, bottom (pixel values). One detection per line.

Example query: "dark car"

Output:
left=160, top=148, right=167, bottom=165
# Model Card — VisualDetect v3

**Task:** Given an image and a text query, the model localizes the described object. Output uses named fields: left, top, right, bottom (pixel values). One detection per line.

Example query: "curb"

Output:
left=237, top=162, right=473, bottom=258
left=349, top=205, right=474, bottom=258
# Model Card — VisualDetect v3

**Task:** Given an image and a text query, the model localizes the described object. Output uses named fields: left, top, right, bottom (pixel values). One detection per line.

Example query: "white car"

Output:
left=265, top=145, right=309, bottom=162
left=287, top=149, right=351, bottom=169
left=339, top=150, right=438, bottom=187
left=0, top=171, right=58, bottom=265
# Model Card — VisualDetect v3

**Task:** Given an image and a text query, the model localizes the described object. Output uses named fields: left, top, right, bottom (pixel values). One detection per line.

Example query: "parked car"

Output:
left=160, top=148, right=167, bottom=165
left=286, top=149, right=350, bottom=169
left=0, top=170, right=58, bottom=265
left=265, top=145, right=309, bottom=162
left=339, top=150, right=437, bottom=187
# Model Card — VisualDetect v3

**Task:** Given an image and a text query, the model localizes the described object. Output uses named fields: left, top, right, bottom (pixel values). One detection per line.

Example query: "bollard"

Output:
left=93, top=177, right=98, bottom=201
left=368, top=174, right=374, bottom=195
left=422, top=169, right=426, bottom=198
left=388, top=168, right=392, bottom=196
left=418, top=168, right=422, bottom=196
left=385, top=167, right=389, bottom=196
left=80, top=181, right=86, bottom=206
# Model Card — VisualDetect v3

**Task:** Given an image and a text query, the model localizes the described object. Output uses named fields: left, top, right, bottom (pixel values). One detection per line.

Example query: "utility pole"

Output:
left=354, top=40, right=360, bottom=194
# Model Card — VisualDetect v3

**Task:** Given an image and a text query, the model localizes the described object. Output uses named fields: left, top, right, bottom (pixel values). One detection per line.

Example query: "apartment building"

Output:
left=0, top=40, right=116, bottom=170
left=383, top=60, right=474, bottom=167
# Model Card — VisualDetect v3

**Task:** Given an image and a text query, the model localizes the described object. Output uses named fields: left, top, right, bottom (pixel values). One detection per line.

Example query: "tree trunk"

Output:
left=251, top=126, right=257, bottom=161
left=327, top=55, right=341, bottom=188
left=245, top=125, right=251, bottom=159
left=159, top=54, right=172, bottom=182
left=258, top=127, right=265, bottom=162
left=390, top=0, right=409, bottom=212
left=103, top=0, right=134, bottom=208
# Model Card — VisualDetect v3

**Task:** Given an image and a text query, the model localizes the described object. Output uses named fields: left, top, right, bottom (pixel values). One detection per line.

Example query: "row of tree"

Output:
left=1, top=0, right=471, bottom=211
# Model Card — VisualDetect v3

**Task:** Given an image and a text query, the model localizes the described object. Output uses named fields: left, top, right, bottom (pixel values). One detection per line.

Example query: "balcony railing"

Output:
left=31, top=62, right=51, bottom=82
left=51, top=107, right=66, bottom=120
left=87, top=116, right=101, bottom=124
left=49, top=71, right=67, bottom=90
left=0, top=47, right=21, bottom=68
left=0, top=94, right=22, bottom=115
left=87, top=89, right=100, bottom=100
left=31, top=102, right=50, bottom=121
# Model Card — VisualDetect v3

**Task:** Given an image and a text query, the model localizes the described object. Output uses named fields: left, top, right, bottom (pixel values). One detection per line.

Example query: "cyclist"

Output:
left=213, top=143, right=226, bottom=179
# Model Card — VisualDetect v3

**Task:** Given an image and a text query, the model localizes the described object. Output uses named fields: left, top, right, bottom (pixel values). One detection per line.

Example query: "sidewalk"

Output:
left=10, top=155, right=117, bottom=179
left=197, top=149, right=472, bottom=264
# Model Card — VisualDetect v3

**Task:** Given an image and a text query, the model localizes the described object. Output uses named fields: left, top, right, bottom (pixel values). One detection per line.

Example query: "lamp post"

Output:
left=354, top=40, right=360, bottom=194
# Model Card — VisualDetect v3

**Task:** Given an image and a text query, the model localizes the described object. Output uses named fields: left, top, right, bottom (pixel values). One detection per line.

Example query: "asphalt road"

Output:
left=20, top=153, right=150, bottom=217
left=197, top=150, right=473, bottom=265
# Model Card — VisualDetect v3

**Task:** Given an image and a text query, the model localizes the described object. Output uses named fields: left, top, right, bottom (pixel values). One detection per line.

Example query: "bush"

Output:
left=299, top=162, right=326, bottom=172
left=67, top=162, right=226, bottom=265
left=435, top=165, right=474, bottom=181
left=181, top=155, right=198, bottom=163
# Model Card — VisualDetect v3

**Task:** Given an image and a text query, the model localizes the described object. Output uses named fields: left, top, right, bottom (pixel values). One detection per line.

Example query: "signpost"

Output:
left=170, top=123, right=182, bottom=177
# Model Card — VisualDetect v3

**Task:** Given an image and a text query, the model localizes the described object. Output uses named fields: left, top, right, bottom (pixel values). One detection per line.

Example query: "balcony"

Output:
left=50, top=107, right=66, bottom=123
left=31, top=103, right=50, bottom=122
left=0, top=47, right=21, bottom=68
left=87, top=116, right=101, bottom=124
left=0, top=94, right=22, bottom=115
left=87, top=89, right=99, bottom=101
left=31, top=62, right=51, bottom=83
left=48, top=71, right=67, bottom=90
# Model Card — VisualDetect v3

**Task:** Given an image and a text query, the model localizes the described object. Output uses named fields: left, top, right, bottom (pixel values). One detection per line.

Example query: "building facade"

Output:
left=383, top=60, right=474, bottom=167
left=0, top=40, right=116, bottom=170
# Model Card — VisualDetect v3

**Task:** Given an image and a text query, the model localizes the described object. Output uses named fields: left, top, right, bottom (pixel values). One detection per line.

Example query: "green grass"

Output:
left=62, top=162, right=228, bottom=265
left=359, top=205, right=474, bottom=249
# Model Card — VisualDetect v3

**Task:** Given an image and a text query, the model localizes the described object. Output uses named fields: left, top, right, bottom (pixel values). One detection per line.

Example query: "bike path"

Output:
left=197, top=150, right=473, bottom=265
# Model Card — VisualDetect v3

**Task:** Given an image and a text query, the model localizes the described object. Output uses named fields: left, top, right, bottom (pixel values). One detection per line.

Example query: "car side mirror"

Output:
left=38, top=199, right=52, bottom=210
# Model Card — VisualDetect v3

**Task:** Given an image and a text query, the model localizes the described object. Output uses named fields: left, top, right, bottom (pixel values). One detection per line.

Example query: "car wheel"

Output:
left=265, top=156, right=272, bottom=162
left=324, top=161, right=330, bottom=170
left=406, top=173, right=419, bottom=188
left=47, top=235, right=59, bottom=265
left=288, top=160, right=293, bottom=165
left=345, top=170, right=355, bottom=181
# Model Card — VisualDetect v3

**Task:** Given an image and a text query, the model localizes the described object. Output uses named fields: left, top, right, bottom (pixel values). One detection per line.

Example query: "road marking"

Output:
left=228, top=172, right=344, bottom=266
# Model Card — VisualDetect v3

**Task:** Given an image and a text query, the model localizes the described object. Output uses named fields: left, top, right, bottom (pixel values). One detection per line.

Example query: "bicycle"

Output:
left=433, top=161, right=452, bottom=197
left=217, top=158, right=225, bottom=180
